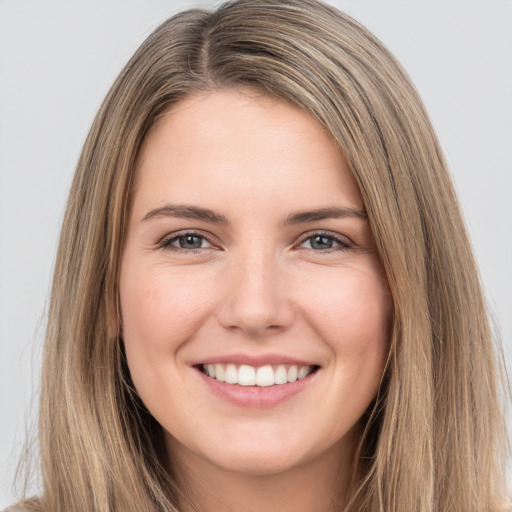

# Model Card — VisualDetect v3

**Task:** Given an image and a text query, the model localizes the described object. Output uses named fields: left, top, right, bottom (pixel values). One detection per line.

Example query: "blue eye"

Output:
left=161, top=233, right=213, bottom=251
left=300, top=233, right=350, bottom=251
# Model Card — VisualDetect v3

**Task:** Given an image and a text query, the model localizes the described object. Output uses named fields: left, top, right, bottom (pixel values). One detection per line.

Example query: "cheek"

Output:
left=307, top=265, right=390, bottom=336
left=119, top=265, right=217, bottom=423
left=299, top=263, right=392, bottom=379
left=118, top=266, right=216, bottom=406
left=120, top=266, right=212, bottom=351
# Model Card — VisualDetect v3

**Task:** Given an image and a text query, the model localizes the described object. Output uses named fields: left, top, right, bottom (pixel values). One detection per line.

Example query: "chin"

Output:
left=206, top=447, right=306, bottom=477
left=167, top=429, right=316, bottom=478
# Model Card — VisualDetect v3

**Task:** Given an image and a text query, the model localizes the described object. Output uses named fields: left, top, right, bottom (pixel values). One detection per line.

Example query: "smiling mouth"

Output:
left=197, top=363, right=320, bottom=387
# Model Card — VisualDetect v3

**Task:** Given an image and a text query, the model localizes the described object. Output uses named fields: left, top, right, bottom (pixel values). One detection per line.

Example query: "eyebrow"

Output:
left=283, top=206, right=367, bottom=224
left=141, top=203, right=367, bottom=224
left=141, top=204, right=229, bottom=224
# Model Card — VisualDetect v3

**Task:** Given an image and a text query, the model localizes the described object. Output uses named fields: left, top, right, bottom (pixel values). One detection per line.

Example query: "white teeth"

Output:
left=238, top=365, right=256, bottom=386
left=274, top=365, right=288, bottom=385
left=225, top=364, right=238, bottom=384
left=287, top=365, right=298, bottom=383
left=297, top=366, right=310, bottom=380
left=256, top=365, right=274, bottom=387
left=215, top=363, right=225, bottom=382
left=202, top=363, right=315, bottom=386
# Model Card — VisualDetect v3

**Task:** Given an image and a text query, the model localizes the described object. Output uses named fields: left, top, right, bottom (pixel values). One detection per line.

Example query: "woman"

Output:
left=10, top=0, right=508, bottom=510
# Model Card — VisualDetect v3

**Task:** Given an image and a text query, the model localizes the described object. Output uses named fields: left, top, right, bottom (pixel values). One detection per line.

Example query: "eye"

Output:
left=299, top=232, right=351, bottom=251
left=160, top=232, right=214, bottom=251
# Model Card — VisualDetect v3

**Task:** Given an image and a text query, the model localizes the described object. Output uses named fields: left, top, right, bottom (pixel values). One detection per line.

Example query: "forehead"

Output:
left=131, top=88, right=363, bottom=219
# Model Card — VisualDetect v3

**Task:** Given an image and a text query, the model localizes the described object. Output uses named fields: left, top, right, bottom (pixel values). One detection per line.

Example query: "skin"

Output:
left=119, top=89, right=392, bottom=512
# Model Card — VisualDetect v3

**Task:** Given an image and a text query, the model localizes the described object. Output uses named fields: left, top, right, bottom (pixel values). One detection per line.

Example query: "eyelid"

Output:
left=296, top=230, right=353, bottom=251
left=156, top=229, right=352, bottom=253
left=158, top=230, right=218, bottom=251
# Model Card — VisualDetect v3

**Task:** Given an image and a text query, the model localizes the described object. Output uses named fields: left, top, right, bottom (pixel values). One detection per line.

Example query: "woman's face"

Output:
left=119, top=89, right=391, bottom=477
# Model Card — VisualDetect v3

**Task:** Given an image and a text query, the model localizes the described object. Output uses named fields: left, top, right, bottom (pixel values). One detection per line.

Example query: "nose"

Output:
left=216, top=248, right=295, bottom=338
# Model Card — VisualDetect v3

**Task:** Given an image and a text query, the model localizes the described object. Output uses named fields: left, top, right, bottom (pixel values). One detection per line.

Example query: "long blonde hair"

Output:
left=19, top=0, right=508, bottom=510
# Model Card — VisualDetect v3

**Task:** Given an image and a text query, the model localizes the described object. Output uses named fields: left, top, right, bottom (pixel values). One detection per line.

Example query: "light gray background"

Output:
left=1, top=0, right=511, bottom=507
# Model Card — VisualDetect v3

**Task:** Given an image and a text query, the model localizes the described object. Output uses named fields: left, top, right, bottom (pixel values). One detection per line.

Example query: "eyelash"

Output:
left=158, top=231, right=215, bottom=253
left=158, top=230, right=352, bottom=253
left=297, top=231, right=352, bottom=252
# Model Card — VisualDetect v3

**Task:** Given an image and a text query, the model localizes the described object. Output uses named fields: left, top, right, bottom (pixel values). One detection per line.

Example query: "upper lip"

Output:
left=191, top=353, right=319, bottom=367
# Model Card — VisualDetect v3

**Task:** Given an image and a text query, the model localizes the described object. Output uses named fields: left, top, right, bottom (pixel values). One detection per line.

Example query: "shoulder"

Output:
left=2, top=498, right=41, bottom=512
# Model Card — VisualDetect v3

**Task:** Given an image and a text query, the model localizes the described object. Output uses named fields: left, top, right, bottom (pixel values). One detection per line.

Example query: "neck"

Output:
left=166, top=431, right=359, bottom=512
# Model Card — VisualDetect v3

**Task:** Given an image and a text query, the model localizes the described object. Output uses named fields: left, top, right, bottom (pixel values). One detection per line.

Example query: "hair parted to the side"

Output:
left=17, top=1, right=508, bottom=511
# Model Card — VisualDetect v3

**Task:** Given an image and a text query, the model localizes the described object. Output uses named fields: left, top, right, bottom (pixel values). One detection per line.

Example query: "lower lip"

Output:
left=195, top=367, right=319, bottom=408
